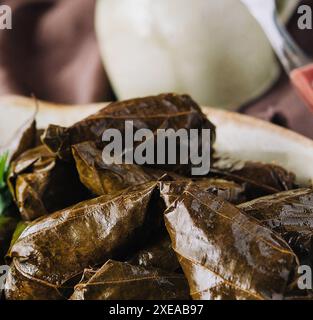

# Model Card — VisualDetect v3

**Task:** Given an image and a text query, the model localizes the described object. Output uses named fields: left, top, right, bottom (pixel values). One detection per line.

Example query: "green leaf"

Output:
left=9, top=221, right=28, bottom=249
left=0, top=152, right=9, bottom=189
left=0, top=188, right=11, bottom=214
left=0, top=151, right=13, bottom=216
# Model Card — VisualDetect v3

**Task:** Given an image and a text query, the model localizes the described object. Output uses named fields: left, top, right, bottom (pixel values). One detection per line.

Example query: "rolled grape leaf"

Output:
left=70, top=260, right=190, bottom=300
left=72, top=141, right=166, bottom=196
left=8, top=145, right=89, bottom=221
left=128, top=233, right=181, bottom=273
left=159, top=178, right=246, bottom=207
left=5, top=182, right=162, bottom=300
left=211, top=158, right=296, bottom=200
left=42, top=93, right=216, bottom=176
left=164, top=185, right=298, bottom=300
left=238, top=188, right=313, bottom=267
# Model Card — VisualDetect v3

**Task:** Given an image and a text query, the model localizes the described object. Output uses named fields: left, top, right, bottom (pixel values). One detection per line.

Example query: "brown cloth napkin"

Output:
left=0, top=0, right=312, bottom=138
left=0, top=0, right=114, bottom=103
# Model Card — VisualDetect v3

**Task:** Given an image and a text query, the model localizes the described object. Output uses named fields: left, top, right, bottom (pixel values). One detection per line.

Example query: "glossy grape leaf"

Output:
left=164, top=185, right=298, bottom=300
left=5, top=182, right=162, bottom=300
left=42, top=93, right=216, bottom=176
left=72, top=141, right=167, bottom=196
left=238, top=188, right=313, bottom=268
left=8, top=145, right=90, bottom=221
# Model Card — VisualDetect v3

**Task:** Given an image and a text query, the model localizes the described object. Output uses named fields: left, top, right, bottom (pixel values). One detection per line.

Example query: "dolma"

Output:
left=238, top=188, right=313, bottom=267
left=5, top=182, right=162, bottom=300
left=70, top=260, right=189, bottom=300
left=128, top=234, right=181, bottom=273
left=159, top=178, right=246, bottom=207
left=211, top=158, right=296, bottom=200
left=72, top=141, right=166, bottom=196
left=8, top=145, right=89, bottom=221
left=42, top=93, right=216, bottom=175
left=164, top=186, right=298, bottom=300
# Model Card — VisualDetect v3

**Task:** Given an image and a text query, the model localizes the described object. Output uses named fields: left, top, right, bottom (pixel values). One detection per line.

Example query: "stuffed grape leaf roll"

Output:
left=42, top=93, right=216, bottom=176
left=238, top=188, right=313, bottom=267
left=164, top=186, right=298, bottom=300
left=5, top=182, right=162, bottom=300
left=72, top=141, right=166, bottom=196
left=7, top=145, right=89, bottom=221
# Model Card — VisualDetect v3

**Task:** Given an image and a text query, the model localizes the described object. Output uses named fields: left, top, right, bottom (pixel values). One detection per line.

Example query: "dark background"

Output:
left=0, top=0, right=312, bottom=138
